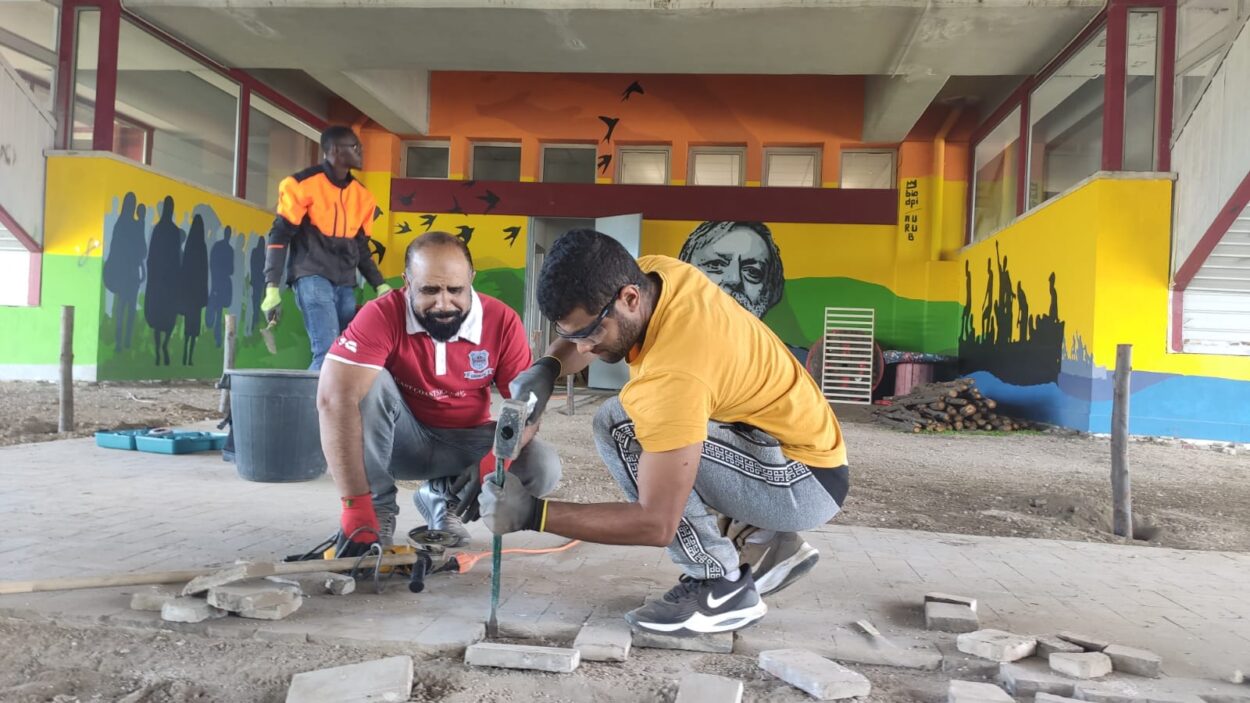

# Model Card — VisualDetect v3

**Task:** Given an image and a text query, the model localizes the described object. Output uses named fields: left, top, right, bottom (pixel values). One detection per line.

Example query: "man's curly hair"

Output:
left=537, top=229, right=647, bottom=323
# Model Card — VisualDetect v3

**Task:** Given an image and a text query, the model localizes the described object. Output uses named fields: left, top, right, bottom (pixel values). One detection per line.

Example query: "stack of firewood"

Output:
left=873, top=378, right=1028, bottom=433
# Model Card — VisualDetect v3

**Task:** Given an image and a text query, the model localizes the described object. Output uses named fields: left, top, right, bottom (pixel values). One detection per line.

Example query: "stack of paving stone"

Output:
left=127, top=562, right=354, bottom=624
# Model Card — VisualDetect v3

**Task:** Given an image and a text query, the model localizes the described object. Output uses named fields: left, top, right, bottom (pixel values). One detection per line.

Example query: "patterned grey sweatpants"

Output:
left=592, top=396, right=842, bottom=580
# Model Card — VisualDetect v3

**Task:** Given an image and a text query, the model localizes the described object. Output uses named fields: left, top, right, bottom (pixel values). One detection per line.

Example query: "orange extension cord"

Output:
left=448, top=540, right=581, bottom=574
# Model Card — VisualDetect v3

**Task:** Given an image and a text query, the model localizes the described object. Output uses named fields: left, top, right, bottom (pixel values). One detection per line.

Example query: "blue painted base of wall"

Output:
left=969, top=364, right=1250, bottom=443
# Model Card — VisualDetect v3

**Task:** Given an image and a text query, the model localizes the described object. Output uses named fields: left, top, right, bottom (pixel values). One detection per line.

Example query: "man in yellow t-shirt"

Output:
left=482, top=228, right=849, bottom=636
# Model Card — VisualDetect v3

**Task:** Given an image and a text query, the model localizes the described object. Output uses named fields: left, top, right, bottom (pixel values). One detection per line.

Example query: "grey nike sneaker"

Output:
left=413, top=479, right=472, bottom=548
left=625, top=565, right=767, bottom=636
left=740, top=532, right=819, bottom=596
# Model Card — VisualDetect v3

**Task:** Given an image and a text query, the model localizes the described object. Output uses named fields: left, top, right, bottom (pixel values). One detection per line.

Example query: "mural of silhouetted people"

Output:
left=678, top=221, right=784, bottom=319
left=1017, top=281, right=1030, bottom=342
left=207, top=227, right=236, bottom=348
left=103, top=193, right=148, bottom=353
left=248, top=235, right=266, bottom=337
left=181, top=215, right=209, bottom=366
left=144, top=196, right=183, bottom=366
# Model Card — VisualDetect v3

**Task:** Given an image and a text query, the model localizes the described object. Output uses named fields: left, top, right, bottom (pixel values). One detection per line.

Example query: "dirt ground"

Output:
left=2, top=380, right=1248, bottom=702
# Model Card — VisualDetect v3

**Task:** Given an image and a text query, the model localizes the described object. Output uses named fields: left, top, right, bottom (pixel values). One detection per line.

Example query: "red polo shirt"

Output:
left=326, top=289, right=531, bottom=428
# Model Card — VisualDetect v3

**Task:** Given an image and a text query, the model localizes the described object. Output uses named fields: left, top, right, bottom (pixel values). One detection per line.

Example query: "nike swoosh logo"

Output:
left=752, top=546, right=772, bottom=573
left=707, top=583, right=748, bottom=609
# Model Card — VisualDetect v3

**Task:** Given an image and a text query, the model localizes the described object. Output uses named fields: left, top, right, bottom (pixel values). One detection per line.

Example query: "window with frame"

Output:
left=689, top=147, right=744, bottom=186
left=245, top=97, right=321, bottom=209
left=840, top=150, right=895, bottom=189
left=617, top=147, right=669, bottom=185
left=764, top=148, right=820, bottom=187
left=471, top=143, right=521, bottom=181
left=541, top=145, right=597, bottom=183
left=405, top=142, right=450, bottom=179
left=972, top=108, right=1022, bottom=242
left=1174, top=0, right=1250, bottom=138
left=0, top=0, right=58, bottom=112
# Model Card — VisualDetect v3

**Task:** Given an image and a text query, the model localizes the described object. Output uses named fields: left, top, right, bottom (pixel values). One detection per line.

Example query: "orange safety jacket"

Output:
left=263, top=162, right=385, bottom=289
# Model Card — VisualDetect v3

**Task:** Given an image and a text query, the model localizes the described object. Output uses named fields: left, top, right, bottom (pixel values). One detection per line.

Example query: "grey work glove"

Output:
left=508, top=356, right=560, bottom=426
left=481, top=472, right=544, bottom=535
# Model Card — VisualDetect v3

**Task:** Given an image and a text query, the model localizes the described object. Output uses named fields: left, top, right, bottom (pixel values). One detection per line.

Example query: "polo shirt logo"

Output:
left=464, top=349, right=494, bottom=380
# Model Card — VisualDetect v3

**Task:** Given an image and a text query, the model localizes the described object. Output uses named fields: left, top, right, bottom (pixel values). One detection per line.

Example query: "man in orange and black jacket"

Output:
left=260, top=126, right=392, bottom=370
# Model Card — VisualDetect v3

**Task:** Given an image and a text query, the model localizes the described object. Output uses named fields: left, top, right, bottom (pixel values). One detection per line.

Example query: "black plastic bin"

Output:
left=227, top=369, right=326, bottom=482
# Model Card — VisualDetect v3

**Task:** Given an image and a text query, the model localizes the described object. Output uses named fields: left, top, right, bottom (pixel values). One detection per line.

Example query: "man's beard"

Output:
left=723, top=286, right=768, bottom=319
left=595, top=315, right=641, bottom=364
left=415, top=309, right=467, bottom=342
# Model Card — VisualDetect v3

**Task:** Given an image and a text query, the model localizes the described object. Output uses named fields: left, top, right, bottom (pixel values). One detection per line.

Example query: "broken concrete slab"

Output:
left=939, top=640, right=1002, bottom=679
left=926, top=592, right=978, bottom=613
left=999, top=660, right=1078, bottom=698
left=267, top=573, right=355, bottom=596
left=413, top=617, right=484, bottom=657
left=926, top=602, right=980, bottom=633
left=957, top=629, right=1037, bottom=662
left=1050, top=652, right=1112, bottom=679
left=207, top=582, right=301, bottom=612
left=160, top=597, right=226, bottom=624
left=464, top=642, right=580, bottom=673
left=129, top=585, right=181, bottom=612
left=1104, top=644, right=1162, bottom=678
left=238, top=597, right=302, bottom=621
left=758, top=649, right=871, bottom=700
left=948, top=679, right=1013, bottom=702
left=1072, top=681, right=1204, bottom=703
left=1057, top=632, right=1110, bottom=652
left=675, top=673, right=743, bottom=703
left=1038, top=635, right=1086, bottom=658
left=285, top=655, right=413, bottom=703
left=182, top=562, right=277, bottom=596
left=828, top=626, right=943, bottom=671
left=573, top=621, right=632, bottom=662
left=632, top=628, right=733, bottom=653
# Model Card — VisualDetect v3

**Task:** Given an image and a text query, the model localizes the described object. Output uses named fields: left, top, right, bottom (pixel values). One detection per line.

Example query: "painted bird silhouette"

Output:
left=455, top=225, right=475, bottom=244
left=462, top=180, right=477, bottom=188
left=369, top=238, right=387, bottom=265
left=621, top=81, right=644, bottom=101
left=396, top=222, right=412, bottom=235
left=373, top=206, right=385, bottom=221
left=449, top=195, right=465, bottom=215
left=419, top=214, right=437, bottom=232
left=398, top=192, right=415, bottom=206
left=477, top=190, right=501, bottom=213
left=598, top=154, right=612, bottom=174
left=598, top=116, right=620, bottom=143
left=503, top=226, right=521, bottom=247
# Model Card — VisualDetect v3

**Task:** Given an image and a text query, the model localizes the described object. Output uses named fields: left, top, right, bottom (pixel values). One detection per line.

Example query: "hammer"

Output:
left=485, top=395, right=533, bottom=638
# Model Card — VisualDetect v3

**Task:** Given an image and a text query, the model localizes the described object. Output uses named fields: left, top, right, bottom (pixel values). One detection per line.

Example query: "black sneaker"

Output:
left=740, top=531, right=819, bottom=596
left=625, top=564, right=767, bottom=636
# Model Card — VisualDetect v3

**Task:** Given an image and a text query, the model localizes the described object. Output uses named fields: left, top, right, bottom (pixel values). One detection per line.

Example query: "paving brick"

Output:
left=828, top=628, right=942, bottom=671
left=926, top=592, right=978, bottom=613
left=675, top=673, right=743, bottom=703
left=182, top=562, right=277, bottom=596
left=266, top=573, right=355, bottom=596
left=758, top=648, right=871, bottom=700
left=948, top=680, right=1013, bottom=702
left=208, top=582, right=301, bottom=613
left=1072, top=681, right=1204, bottom=703
left=1057, top=632, right=1111, bottom=652
left=999, top=660, right=1078, bottom=698
left=1050, top=652, right=1112, bottom=679
left=284, top=655, right=413, bottom=703
left=1038, top=635, right=1086, bottom=658
left=414, top=617, right=484, bottom=657
left=632, top=629, right=733, bottom=653
left=926, top=602, right=980, bottom=633
left=129, top=585, right=180, bottom=612
left=464, top=642, right=580, bottom=673
left=1104, top=644, right=1162, bottom=678
left=957, top=630, right=1037, bottom=662
left=161, top=597, right=226, bottom=624
left=238, top=597, right=302, bottom=621
left=573, top=621, right=632, bottom=662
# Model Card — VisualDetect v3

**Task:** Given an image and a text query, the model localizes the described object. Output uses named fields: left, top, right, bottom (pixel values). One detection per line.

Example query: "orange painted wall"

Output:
left=422, top=72, right=865, bottom=185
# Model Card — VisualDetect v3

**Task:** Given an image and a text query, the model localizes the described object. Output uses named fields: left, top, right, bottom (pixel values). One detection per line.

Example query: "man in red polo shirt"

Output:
left=316, top=231, right=561, bottom=555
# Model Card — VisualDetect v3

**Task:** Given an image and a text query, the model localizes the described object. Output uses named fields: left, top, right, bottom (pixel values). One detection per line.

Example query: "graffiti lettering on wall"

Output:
left=958, top=241, right=1066, bottom=386
left=101, top=192, right=309, bottom=378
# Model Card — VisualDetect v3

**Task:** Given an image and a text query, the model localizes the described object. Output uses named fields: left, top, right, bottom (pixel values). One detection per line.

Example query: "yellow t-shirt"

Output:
left=620, top=255, right=848, bottom=468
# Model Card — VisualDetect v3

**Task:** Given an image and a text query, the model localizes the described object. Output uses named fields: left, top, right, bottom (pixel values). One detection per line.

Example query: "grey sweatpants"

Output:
left=593, top=397, right=842, bottom=580
left=360, top=371, right=562, bottom=520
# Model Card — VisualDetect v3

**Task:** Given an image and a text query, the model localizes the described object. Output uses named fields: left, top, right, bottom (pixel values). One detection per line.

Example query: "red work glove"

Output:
left=339, top=493, right=380, bottom=546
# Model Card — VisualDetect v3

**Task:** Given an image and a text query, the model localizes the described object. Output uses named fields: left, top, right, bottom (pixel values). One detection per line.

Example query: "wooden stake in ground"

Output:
left=565, top=373, right=575, bottom=416
left=58, top=305, right=74, bottom=433
left=219, top=313, right=237, bottom=415
left=1111, top=344, right=1133, bottom=538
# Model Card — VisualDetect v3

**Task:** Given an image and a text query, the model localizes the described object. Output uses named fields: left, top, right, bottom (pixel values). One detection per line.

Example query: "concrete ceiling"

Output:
left=116, top=1, right=1104, bottom=138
